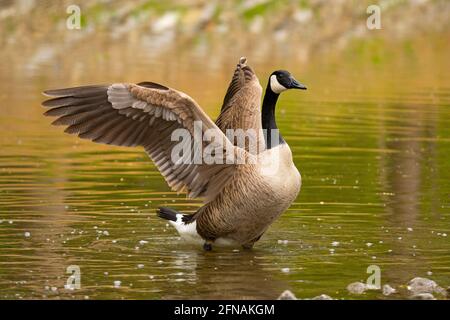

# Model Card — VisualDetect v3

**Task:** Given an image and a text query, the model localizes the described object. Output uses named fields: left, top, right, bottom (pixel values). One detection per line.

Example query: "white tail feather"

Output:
left=169, top=214, right=203, bottom=244
left=168, top=214, right=239, bottom=247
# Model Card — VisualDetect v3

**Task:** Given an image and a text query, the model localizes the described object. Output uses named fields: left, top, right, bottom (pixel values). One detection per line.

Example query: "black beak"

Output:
left=290, top=77, right=307, bottom=90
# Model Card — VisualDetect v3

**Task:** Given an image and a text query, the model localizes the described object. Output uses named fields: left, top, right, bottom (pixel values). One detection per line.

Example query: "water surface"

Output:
left=0, top=35, right=449, bottom=299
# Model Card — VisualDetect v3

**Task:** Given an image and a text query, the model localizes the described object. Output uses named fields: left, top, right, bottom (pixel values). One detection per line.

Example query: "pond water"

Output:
left=0, top=34, right=449, bottom=299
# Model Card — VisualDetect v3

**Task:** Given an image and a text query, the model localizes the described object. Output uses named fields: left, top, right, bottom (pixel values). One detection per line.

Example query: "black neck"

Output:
left=262, top=83, right=285, bottom=149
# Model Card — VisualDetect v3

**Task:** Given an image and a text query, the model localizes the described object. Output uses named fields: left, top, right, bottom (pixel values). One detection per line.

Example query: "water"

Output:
left=0, top=34, right=449, bottom=299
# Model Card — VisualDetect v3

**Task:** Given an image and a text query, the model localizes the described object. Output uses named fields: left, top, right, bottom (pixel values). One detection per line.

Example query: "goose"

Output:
left=42, top=57, right=307, bottom=250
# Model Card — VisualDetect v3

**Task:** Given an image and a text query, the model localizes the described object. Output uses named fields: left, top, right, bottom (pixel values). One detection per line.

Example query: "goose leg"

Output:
left=242, top=233, right=263, bottom=250
left=203, top=241, right=213, bottom=251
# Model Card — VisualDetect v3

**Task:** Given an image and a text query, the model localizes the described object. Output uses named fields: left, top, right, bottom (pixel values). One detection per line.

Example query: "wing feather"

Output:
left=215, top=57, right=264, bottom=154
left=43, top=81, right=249, bottom=203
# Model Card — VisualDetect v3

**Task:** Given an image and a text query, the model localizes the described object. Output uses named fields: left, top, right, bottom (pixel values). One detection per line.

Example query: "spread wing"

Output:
left=215, top=57, right=263, bottom=154
left=43, top=81, right=248, bottom=203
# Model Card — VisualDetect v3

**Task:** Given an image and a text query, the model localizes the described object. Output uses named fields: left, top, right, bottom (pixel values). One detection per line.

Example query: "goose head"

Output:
left=269, top=70, right=307, bottom=94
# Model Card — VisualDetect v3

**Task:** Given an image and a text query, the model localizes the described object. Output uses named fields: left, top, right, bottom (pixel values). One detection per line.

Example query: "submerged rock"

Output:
left=434, top=286, right=448, bottom=297
left=407, top=277, right=437, bottom=294
left=277, top=290, right=297, bottom=300
left=382, top=284, right=397, bottom=296
left=347, top=282, right=367, bottom=294
left=312, top=294, right=333, bottom=300
left=407, top=277, right=447, bottom=298
left=410, top=293, right=436, bottom=300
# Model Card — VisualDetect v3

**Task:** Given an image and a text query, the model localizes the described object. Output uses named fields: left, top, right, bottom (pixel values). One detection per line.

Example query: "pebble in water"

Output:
left=382, top=284, right=397, bottom=296
left=407, top=277, right=437, bottom=295
left=347, top=282, right=367, bottom=295
left=281, top=268, right=290, bottom=273
left=64, top=284, right=74, bottom=290
left=410, top=293, right=436, bottom=300
left=113, top=280, right=121, bottom=288
left=24, top=232, right=31, bottom=238
left=277, top=290, right=297, bottom=300
left=331, top=241, right=340, bottom=247
left=408, top=277, right=448, bottom=298
left=137, top=264, right=144, bottom=269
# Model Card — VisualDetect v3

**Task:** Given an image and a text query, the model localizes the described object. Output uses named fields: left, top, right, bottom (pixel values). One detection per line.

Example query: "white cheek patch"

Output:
left=270, top=75, right=288, bottom=94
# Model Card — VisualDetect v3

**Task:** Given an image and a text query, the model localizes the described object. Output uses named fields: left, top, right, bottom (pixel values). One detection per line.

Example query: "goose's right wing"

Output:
left=43, top=82, right=249, bottom=203
left=215, top=57, right=263, bottom=153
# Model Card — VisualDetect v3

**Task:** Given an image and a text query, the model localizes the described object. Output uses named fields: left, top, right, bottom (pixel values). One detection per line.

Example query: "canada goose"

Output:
left=42, top=57, right=307, bottom=250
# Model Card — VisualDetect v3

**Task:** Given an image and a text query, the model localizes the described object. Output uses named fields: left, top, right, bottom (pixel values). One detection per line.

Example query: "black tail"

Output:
left=157, top=207, right=195, bottom=223
left=157, top=207, right=179, bottom=222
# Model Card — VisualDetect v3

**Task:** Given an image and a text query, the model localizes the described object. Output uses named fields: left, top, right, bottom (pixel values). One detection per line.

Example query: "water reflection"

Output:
left=377, top=101, right=444, bottom=286
left=161, top=249, right=286, bottom=299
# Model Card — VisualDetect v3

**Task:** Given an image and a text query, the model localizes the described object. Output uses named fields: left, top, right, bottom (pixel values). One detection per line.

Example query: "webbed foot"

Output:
left=203, top=242, right=212, bottom=251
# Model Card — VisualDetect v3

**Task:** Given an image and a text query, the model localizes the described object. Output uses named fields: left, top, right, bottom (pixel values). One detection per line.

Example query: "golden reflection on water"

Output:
left=0, top=33, right=449, bottom=299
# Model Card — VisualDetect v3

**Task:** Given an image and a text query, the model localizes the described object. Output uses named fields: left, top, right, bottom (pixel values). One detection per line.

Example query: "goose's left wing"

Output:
left=43, top=82, right=249, bottom=203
